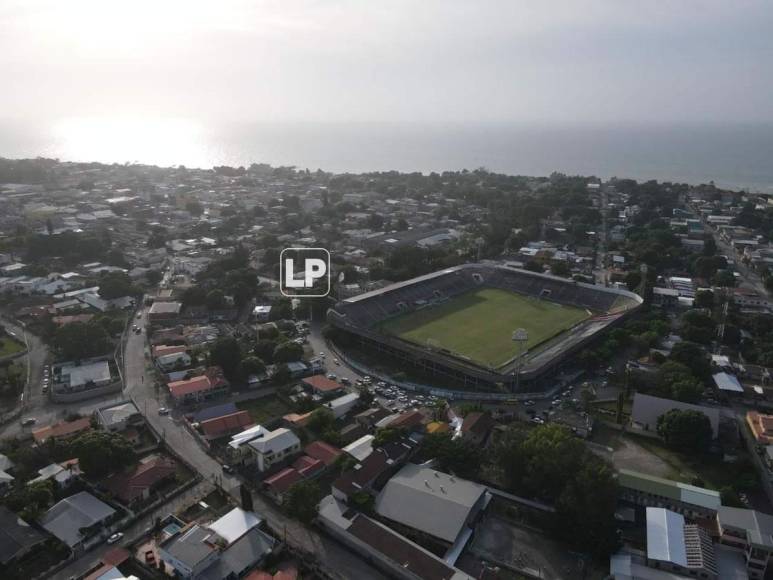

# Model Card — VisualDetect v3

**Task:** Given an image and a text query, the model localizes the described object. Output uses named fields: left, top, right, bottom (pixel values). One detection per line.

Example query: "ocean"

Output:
left=1, top=119, right=772, bottom=192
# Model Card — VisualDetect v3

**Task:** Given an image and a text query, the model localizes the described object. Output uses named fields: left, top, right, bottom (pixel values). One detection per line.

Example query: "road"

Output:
left=49, top=480, right=214, bottom=580
left=123, top=305, right=386, bottom=580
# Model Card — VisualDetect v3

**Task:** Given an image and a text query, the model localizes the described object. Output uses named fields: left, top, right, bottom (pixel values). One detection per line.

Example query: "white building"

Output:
left=248, top=428, right=301, bottom=472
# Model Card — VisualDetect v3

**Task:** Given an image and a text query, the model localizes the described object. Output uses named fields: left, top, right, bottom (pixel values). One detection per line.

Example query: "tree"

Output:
left=307, top=408, right=336, bottom=434
left=419, top=432, right=482, bottom=480
left=284, top=480, right=322, bottom=523
left=69, top=431, right=136, bottom=477
left=239, top=356, right=265, bottom=379
left=712, top=269, right=736, bottom=288
left=670, top=341, right=711, bottom=380
left=657, top=409, right=713, bottom=453
left=272, top=341, right=303, bottom=364
left=524, top=260, right=544, bottom=273
left=555, top=456, right=619, bottom=557
left=186, top=200, right=204, bottom=216
left=209, top=337, right=242, bottom=380
left=206, top=289, right=227, bottom=311
left=694, top=289, right=714, bottom=309
left=98, top=272, right=138, bottom=299
left=53, top=322, right=112, bottom=360
left=254, top=339, right=278, bottom=363
left=550, top=261, right=570, bottom=277
left=373, top=428, right=400, bottom=447
left=497, top=424, right=585, bottom=501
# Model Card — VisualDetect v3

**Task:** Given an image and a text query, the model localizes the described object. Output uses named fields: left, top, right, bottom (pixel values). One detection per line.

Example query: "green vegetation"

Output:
left=379, top=288, right=589, bottom=367
left=494, top=424, right=618, bottom=557
left=0, top=336, right=25, bottom=358
left=418, top=432, right=483, bottom=479
left=656, top=409, right=713, bottom=453
left=237, top=396, right=290, bottom=424
left=284, top=480, right=323, bottom=523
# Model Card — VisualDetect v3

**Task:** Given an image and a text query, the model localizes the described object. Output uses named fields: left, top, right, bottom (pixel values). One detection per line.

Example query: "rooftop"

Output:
left=618, top=469, right=722, bottom=512
left=208, top=507, right=262, bottom=545
left=374, top=464, right=487, bottom=543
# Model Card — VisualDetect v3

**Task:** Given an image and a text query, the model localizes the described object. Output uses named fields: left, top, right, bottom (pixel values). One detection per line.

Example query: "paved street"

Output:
left=49, top=480, right=214, bottom=580
left=124, top=305, right=386, bottom=580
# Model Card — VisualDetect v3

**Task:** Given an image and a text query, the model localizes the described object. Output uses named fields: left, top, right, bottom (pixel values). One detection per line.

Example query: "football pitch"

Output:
left=379, top=287, right=591, bottom=368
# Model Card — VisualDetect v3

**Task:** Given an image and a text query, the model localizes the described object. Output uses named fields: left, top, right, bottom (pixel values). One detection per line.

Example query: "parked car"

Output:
left=144, top=550, right=156, bottom=564
left=222, top=464, right=234, bottom=474
left=107, top=532, right=124, bottom=545
left=158, top=407, right=170, bottom=415
left=20, top=417, right=36, bottom=426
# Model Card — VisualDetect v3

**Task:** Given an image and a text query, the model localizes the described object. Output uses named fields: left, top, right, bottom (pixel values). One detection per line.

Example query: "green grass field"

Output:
left=379, top=288, right=590, bottom=368
left=0, top=336, right=25, bottom=358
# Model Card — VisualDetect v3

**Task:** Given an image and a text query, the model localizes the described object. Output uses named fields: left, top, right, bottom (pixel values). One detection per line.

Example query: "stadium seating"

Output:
left=332, top=264, right=634, bottom=329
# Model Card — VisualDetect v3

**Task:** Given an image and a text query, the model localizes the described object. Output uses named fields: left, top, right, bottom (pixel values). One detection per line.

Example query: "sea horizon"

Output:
left=2, top=118, right=773, bottom=192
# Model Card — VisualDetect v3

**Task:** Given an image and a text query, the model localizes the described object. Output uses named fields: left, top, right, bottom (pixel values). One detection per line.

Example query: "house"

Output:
left=159, top=508, right=275, bottom=580
left=385, top=409, right=427, bottom=433
left=248, top=428, right=301, bottom=472
left=148, top=301, right=182, bottom=322
left=374, top=464, right=489, bottom=547
left=354, top=407, right=392, bottom=430
left=342, top=434, right=375, bottom=462
left=302, top=375, right=344, bottom=397
left=318, top=495, right=474, bottom=580
left=199, top=411, right=253, bottom=440
left=104, top=455, right=177, bottom=506
left=168, top=367, right=229, bottom=405
left=55, top=360, right=114, bottom=392
left=96, top=400, right=142, bottom=432
left=460, top=412, right=494, bottom=446
left=304, top=441, right=343, bottom=466
left=252, top=305, right=272, bottom=322
left=713, top=372, right=744, bottom=395
left=40, top=491, right=117, bottom=549
left=618, top=469, right=722, bottom=518
left=339, top=422, right=368, bottom=445
left=192, top=403, right=238, bottom=423
left=716, top=505, right=773, bottom=579
left=281, top=412, right=312, bottom=429
left=28, top=459, right=81, bottom=489
left=157, top=351, right=192, bottom=371
left=264, top=468, right=303, bottom=503
left=153, top=344, right=188, bottom=358
left=0, top=506, right=46, bottom=565
left=747, top=411, right=773, bottom=444
left=631, top=393, right=720, bottom=439
left=332, top=444, right=410, bottom=502
left=325, top=393, right=360, bottom=419
left=32, top=417, right=92, bottom=444
left=632, top=507, right=720, bottom=580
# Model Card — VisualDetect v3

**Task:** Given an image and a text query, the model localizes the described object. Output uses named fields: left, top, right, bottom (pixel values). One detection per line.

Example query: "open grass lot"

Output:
left=237, top=396, right=291, bottom=424
left=379, top=288, right=590, bottom=367
left=0, top=336, right=25, bottom=358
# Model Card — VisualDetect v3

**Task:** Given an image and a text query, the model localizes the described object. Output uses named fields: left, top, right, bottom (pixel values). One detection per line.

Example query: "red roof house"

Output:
left=302, top=375, right=343, bottom=395
left=105, top=455, right=177, bottom=505
left=292, top=455, right=325, bottom=478
left=199, top=411, right=253, bottom=440
left=304, top=440, right=343, bottom=466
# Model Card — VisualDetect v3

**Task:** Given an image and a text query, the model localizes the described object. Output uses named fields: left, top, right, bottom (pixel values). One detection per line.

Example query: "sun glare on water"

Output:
left=50, top=117, right=214, bottom=167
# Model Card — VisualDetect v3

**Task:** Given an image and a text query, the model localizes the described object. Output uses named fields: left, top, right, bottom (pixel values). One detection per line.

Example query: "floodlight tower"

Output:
left=512, top=328, right=528, bottom=393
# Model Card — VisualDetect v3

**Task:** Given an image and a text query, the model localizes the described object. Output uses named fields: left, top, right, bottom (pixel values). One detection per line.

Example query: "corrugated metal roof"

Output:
left=646, top=507, right=687, bottom=566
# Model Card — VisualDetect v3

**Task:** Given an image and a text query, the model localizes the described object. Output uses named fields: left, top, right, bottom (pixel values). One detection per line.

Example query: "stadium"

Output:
left=327, top=264, right=643, bottom=393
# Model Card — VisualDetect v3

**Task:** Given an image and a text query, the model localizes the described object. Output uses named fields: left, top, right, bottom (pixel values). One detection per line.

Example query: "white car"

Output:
left=319, top=352, right=326, bottom=357
left=107, top=532, right=124, bottom=544
left=158, top=407, right=170, bottom=415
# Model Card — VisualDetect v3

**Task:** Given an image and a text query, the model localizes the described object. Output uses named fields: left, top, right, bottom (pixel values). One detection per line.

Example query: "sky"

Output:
left=1, top=0, right=773, bottom=126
